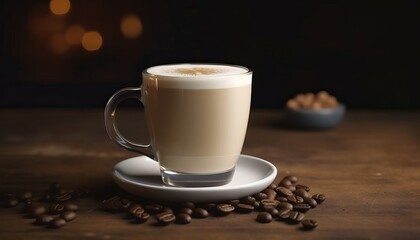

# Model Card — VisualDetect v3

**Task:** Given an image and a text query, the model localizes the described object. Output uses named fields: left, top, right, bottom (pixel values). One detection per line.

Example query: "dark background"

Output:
left=1, top=0, right=419, bottom=109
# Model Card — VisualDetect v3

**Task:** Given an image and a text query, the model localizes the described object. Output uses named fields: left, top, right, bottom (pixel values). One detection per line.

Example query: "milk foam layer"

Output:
left=143, top=64, right=252, bottom=89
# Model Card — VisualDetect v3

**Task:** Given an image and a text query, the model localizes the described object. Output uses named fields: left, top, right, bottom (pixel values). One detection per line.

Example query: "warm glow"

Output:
left=120, top=14, right=143, bottom=39
left=50, top=33, right=70, bottom=54
left=81, top=31, right=103, bottom=51
left=65, top=25, right=85, bottom=45
left=49, top=0, right=71, bottom=15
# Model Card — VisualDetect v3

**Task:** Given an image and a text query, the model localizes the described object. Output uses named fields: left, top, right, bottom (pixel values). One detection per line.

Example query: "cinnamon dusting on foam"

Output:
left=171, top=67, right=222, bottom=76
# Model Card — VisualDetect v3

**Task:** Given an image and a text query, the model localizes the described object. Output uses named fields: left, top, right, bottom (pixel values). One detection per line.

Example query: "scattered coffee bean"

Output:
left=119, top=198, right=131, bottom=210
left=145, top=203, right=163, bottom=214
left=35, top=214, right=54, bottom=225
left=156, top=212, right=175, bottom=225
left=254, top=192, right=268, bottom=201
left=240, top=196, right=256, bottom=205
left=178, top=207, right=192, bottom=215
left=287, top=185, right=296, bottom=192
left=283, top=175, right=298, bottom=184
left=5, top=197, right=19, bottom=208
left=49, top=203, right=64, bottom=214
left=128, top=204, right=144, bottom=217
left=176, top=213, right=191, bottom=224
left=287, top=195, right=304, bottom=204
left=263, top=188, right=277, bottom=200
left=216, top=203, right=235, bottom=216
left=51, top=191, right=73, bottom=203
left=267, top=207, right=279, bottom=218
left=236, top=203, right=254, bottom=213
left=276, top=196, right=288, bottom=202
left=277, top=208, right=291, bottom=220
left=293, top=203, right=311, bottom=212
left=296, top=184, right=311, bottom=192
left=100, top=196, right=123, bottom=212
left=295, top=189, right=309, bottom=198
left=267, top=183, right=277, bottom=189
left=301, top=219, right=318, bottom=230
left=312, top=194, right=326, bottom=203
left=278, top=179, right=292, bottom=187
left=133, top=212, right=149, bottom=223
left=49, top=218, right=66, bottom=228
left=260, top=199, right=280, bottom=211
left=192, top=208, right=208, bottom=218
left=304, top=197, right=318, bottom=208
left=19, top=191, right=33, bottom=201
left=60, top=211, right=77, bottom=222
left=256, top=212, right=272, bottom=223
left=27, top=204, right=47, bottom=218
left=64, top=203, right=79, bottom=212
left=203, top=203, right=216, bottom=212
left=277, top=202, right=293, bottom=211
left=288, top=211, right=305, bottom=223
left=181, top=202, right=195, bottom=209
left=275, top=187, right=293, bottom=198
left=229, top=199, right=240, bottom=206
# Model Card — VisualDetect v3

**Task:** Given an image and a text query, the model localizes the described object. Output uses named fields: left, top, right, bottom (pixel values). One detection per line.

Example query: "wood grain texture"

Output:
left=1, top=109, right=419, bottom=240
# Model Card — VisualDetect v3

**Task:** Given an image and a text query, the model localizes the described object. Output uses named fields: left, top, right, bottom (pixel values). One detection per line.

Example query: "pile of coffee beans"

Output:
left=99, top=175, right=325, bottom=230
left=287, top=91, right=340, bottom=110
left=1, top=175, right=325, bottom=231
left=1, top=182, right=89, bottom=229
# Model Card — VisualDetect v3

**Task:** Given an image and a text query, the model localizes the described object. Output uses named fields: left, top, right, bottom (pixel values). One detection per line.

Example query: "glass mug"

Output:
left=104, top=63, right=252, bottom=187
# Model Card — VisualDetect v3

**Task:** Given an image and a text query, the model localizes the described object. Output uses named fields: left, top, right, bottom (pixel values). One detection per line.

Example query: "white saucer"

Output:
left=112, top=155, right=277, bottom=202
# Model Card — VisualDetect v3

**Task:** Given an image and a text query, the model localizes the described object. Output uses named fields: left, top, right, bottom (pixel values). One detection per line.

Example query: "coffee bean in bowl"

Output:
left=284, top=91, right=345, bottom=130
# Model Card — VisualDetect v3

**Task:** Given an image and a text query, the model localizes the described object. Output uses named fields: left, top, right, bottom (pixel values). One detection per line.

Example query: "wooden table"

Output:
left=1, top=109, right=419, bottom=239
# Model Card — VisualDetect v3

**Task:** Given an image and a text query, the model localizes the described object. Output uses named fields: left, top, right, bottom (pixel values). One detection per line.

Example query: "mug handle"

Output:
left=104, top=87, right=154, bottom=159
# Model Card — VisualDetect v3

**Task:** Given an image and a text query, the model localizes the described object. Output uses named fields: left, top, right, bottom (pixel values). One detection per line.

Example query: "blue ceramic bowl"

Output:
left=283, top=104, right=346, bottom=130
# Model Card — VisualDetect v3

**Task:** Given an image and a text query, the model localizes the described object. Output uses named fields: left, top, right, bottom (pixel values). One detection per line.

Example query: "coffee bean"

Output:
left=267, top=183, right=277, bottom=189
left=133, top=212, right=150, bottom=223
left=64, top=202, right=79, bottom=212
left=301, top=219, right=318, bottom=230
left=203, top=203, right=216, bottom=213
left=145, top=203, right=163, bottom=214
left=275, top=196, right=288, bottom=202
left=19, top=191, right=33, bottom=201
left=275, top=187, right=293, bottom=198
left=312, top=194, right=326, bottom=203
left=48, top=218, right=66, bottom=228
left=128, top=204, right=144, bottom=217
left=60, top=211, right=77, bottom=222
left=277, top=208, right=291, bottom=220
left=260, top=199, right=280, bottom=210
left=156, top=212, right=175, bottom=225
left=35, top=214, right=54, bottom=225
left=254, top=192, right=268, bottom=201
left=256, top=212, right=272, bottom=223
left=288, top=210, right=305, bottom=223
left=176, top=213, right=191, bottom=224
left=304, top=197, right=318, bottom=208
left=296, top=184, right=310, bottom=192
left=287, top=195, right=304, bottom=204
left=5, top=197, right=19, bottom=208
left=287, top=185, right=296, bottom=192
left=119, top=198, right=131, bottom=210
left=278, top=179, right=292, bottom=187
left=27, top=204, right=47, bottom=218
left=192, top=208, right=208, bottom=218
left=181, top=202, right=195, bottom=209
left=177, top=207, right=192, bottom=215
left=277, top=202, right=293, bottom=211
left=51, top=191, right=72, bottom=203
left=267, top=208, right=279, bottom=218
left=263, top=188, right=277, bottom=199
left=101, top=196, right=123, bottom=212
left=240, top=196, right=256, bottom=205
left=229, top=199, right=240, bottom=206
left=294, top=189, right=309, bottom=198
left=283, top=175, right=298, bottom=184
left=216, top=203, right=235, bottom=216
left=293, top=203, right=311, bottom=212
left=162, top=207, right=174, bottom=214
left=49, top=203, right=64, bottom=214
left=236, top=203, right=254, bottom=213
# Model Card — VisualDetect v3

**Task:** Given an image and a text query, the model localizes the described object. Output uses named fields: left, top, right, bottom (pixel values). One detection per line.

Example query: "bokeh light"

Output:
left=50, top=33, right=70, bottom=54
left=65, top=25, right=85, bottom=45
left=81, top=31, right=103, bottom=51
left=120, top=14, right=143, bottom=39
left=49, top=0, right=71, bottom=15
